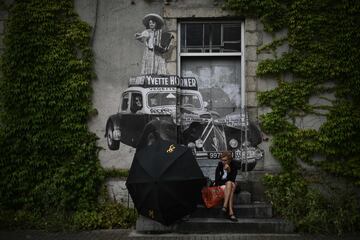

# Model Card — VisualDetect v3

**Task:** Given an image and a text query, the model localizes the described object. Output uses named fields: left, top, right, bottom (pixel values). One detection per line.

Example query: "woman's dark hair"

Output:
left=220, top=151, right=233, bottom=161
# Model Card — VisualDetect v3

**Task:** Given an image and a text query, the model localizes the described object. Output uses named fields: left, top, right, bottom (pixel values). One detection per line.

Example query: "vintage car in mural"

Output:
left=105, top=75, right=263, bottom=171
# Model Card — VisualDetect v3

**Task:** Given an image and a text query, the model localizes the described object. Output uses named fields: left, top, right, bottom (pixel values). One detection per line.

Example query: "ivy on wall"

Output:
left=225, top=0, right=360, bottom=234
left=0, top=0, right=138, bottom=230
left=0, top=0, right=106, bottom=224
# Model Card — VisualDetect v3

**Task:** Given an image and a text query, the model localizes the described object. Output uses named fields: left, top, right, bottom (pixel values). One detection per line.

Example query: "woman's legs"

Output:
left=223, top=181, right=235, bottom=212
left=228, top=182, right=236, bottom=216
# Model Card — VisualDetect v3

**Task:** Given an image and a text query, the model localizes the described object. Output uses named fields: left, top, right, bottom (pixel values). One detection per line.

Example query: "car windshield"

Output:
left=148, top=93, right=177, bottom=107
left=180, top=94, right=201, bottom=109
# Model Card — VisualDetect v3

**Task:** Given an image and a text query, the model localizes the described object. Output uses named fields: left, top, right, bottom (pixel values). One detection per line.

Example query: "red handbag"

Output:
left=201, top=186, right=224, bottom=208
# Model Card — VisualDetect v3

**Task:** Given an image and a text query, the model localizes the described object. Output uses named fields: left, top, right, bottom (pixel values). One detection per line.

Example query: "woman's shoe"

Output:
left=228, top=214, right=238, bottom=222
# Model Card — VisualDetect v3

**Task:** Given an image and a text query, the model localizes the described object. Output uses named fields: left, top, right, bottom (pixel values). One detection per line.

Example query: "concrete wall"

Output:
left=75, top=0, right=164, bottom=170
left=0, top=0, right=330, bottom=207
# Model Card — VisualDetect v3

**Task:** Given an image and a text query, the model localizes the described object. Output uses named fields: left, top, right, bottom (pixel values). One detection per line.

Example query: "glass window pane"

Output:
left=130, top=93, right=143, bottom=113
left=187, top=49, right=203, bottom=53
left=180, top=22, right=242, bottom=53
left=223, top=24, right=241, bottom=42
left=181, top=23, right=185, bottom=50
left=186, top=23, right=203, bottom=47
left=204, top=24, right=210, bottom=52
left=121, top=93, right=129, bottom=111
left=181, top=56, right=242, bottom=116
left=181, top=94, right=202, bottom=109
left=212, top=24, right=221, bottom=46
left=204, top=24, right=210, bottom=46
left=148, top=93, right=176, bottom=107
left=223, top=42, right=241, bottom=52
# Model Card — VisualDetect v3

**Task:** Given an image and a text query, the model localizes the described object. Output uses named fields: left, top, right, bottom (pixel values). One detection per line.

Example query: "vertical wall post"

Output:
left=241, top=21, right=246, bottom=109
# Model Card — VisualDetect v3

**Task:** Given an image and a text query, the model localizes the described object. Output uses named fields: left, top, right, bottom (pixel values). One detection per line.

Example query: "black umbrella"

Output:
left=126, top=139, right=206, bottom=225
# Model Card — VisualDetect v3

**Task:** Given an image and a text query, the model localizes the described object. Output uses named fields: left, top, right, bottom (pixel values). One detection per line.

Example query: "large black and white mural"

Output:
left=103, top=12, right=264, bottom=172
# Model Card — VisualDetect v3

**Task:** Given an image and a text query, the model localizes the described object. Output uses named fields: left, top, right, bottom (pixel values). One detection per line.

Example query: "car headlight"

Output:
left=229, top=139, right=238, bottom=148
left=187, top=142, right=196, bottom=149
left=255, top=149, right=263, bottom=159
left=195, top=139, right=203, bottom=148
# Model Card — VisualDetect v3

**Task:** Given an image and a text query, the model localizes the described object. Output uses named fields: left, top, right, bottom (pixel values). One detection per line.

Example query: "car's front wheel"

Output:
left=106, top=122, right=120, bottom=150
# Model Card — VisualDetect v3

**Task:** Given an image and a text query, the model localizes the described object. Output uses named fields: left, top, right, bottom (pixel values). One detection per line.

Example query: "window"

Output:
left=148, top=92, right=176, bottom=107
left=130, top=92, right=143, bottom=113
left=121, top=92, right=129, bottom=111
left=181, top=93, right=202, bottom=109
left=178, top=21, right=245, bottom=116
left=180, top=22, right=241, bottom=53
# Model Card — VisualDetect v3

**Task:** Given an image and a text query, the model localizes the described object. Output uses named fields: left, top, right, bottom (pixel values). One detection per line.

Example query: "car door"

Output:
left=116, top=92, right=132, bottom=146
left=120, top=91, right=149, bottom=148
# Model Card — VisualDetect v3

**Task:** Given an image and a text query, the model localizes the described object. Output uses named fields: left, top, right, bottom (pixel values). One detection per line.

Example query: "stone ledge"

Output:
left=164, top=7, right=234, bottom=18
left=191, top=203, right=273, bottom=219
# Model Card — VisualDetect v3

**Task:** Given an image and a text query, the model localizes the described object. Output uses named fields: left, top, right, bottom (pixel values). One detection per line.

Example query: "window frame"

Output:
left=120, top=92, right=130, bottom=112
left=180, top=21, right=242, bottom=54
left=177, top=20, right=246, bottom=108
left=130, top=92, right=143, bottom=113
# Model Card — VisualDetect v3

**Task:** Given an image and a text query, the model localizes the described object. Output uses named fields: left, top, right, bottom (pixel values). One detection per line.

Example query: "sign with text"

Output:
left=129, top=75, right=198, bottom=90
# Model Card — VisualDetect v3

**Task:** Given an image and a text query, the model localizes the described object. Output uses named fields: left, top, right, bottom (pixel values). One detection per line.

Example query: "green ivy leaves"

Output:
left=225, top=0, right=360, bottom=234
left=0, top=0, right=103, bottom=215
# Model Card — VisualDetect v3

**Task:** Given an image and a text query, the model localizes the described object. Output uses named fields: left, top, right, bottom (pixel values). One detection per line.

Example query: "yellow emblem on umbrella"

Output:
left=166, top=144, right=176, bottom=153
left=149, top=209, right=155, bottom=219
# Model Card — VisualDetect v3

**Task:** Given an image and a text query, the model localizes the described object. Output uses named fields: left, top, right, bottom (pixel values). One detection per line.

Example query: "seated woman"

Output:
left=214, top=151, right=238, bottom=222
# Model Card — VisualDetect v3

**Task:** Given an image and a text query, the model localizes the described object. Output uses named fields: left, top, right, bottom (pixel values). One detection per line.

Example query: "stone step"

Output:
left=235, top=191, right=252, bottom=204
left=178, top=218, right=294, bottom=233
left=191, top=203, right=273, bottom=219
left=136, top=216, right=294, bottom=234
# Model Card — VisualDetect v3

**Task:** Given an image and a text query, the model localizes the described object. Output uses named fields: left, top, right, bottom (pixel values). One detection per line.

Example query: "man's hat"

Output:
left=142, top=13, right=164, bottom=29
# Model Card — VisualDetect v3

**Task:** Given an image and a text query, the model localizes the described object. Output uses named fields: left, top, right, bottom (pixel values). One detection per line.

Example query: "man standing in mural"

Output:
left=135, top=13, right=173, bottom=75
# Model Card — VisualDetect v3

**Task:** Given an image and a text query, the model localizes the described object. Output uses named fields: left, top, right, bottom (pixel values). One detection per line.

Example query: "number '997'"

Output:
left=208, top=152, right=221, bottom=159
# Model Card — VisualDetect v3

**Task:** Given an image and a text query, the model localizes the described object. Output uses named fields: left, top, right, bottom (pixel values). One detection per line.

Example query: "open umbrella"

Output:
left=126, top=139, right=206, bottom=225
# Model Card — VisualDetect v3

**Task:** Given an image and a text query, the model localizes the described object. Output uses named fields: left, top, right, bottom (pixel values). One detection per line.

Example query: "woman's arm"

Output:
left=135, top=30, right=149, bottom=42
left=228, top=162, right=237, bottom=182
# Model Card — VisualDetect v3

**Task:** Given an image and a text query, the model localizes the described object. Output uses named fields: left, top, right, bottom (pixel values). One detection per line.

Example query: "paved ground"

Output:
left=0, top=229, right=359, bottom=240
left=0, top=229, right=131, bottom=240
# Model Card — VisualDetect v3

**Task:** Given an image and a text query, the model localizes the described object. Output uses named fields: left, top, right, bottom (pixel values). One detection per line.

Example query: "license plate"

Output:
left=207, top=152, right=222, bottom=159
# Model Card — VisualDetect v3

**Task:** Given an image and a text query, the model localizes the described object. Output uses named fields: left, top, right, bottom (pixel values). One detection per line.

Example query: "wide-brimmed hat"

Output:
left=142, top=13, right=164, bottom=29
